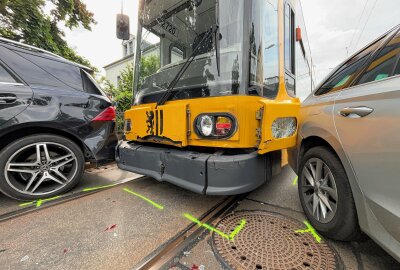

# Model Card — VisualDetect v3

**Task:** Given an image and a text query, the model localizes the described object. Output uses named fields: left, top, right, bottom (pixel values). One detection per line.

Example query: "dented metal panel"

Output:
left=124, top=103, right=188, bottom=147
left=258, top=99, right=300, bottom=154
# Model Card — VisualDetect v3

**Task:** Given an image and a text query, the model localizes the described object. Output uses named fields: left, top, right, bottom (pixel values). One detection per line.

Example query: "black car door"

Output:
left=0, top=60, right=33, bottom=127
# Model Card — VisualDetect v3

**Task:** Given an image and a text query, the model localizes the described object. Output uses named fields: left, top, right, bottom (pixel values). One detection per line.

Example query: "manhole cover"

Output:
left=212, top=211, right=338, bottom=270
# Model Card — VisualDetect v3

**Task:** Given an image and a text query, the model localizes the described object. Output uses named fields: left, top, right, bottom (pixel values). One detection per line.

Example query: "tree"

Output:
left=103, top=55, right=160, bottom=133
left=139, top=55, right=160, bottom=82
left=0, top=0, right=96, bottom=69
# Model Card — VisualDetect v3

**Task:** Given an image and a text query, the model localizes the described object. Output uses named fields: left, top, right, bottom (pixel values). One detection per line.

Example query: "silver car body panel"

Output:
left=296, top=91, right=369, bottom=226
left=291, top=74, right=400, bottom=262
left=333, top=75, right=400, bottom=260
left=289, top=23, right=400, bottom=262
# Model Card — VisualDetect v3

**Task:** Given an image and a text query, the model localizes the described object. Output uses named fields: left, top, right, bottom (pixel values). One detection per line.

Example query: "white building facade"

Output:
left=103, top=36, right=136, bottom=87
left=104, top=35, right=163, bottom=88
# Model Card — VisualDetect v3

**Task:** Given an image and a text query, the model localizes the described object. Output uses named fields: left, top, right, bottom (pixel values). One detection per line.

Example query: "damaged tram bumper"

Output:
left=116, top=140, right=270, bottom=195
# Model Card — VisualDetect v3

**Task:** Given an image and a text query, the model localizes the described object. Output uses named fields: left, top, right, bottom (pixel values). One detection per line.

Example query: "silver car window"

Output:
left=315, top=37, right=384, bottom=96
left=395, top=60, right=400, bottom=75
left=357, top=31, right=400, bottom=85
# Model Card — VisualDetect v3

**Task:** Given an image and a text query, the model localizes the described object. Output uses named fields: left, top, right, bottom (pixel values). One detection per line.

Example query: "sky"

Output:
left=64, top=0, right=139, bottom=71
left=301, top=0, right=400, bottom=84
left=64, top=0, right=400, bottom=84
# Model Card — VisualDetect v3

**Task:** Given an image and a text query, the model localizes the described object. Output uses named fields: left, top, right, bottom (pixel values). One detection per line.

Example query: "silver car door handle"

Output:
left=339, top=106, right=374, bottom=118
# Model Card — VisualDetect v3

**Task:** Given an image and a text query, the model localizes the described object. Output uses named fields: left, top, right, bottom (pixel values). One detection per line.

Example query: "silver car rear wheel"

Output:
left=301, top=158, right=338, bottom=224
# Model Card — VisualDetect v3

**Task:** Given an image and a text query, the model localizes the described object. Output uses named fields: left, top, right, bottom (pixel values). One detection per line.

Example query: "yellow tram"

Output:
left=116, top=0, right=314, bottom=195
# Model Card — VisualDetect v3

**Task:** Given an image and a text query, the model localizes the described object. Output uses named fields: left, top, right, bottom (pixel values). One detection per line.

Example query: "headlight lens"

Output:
left=197, top=115, right=214, bottom=137
left=195, top=114, right=236, bottom=138
left=271, top=117, right=297, bottom=139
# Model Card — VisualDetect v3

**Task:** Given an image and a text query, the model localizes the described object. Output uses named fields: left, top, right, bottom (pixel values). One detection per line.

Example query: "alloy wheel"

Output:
left=4, top=142, right=78, bottom=196
left=301, top=158, right=338, bottom=224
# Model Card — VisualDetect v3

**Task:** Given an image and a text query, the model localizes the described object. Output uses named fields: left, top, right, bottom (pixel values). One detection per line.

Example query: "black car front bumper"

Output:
left=116, top=141, right=269, bottom=195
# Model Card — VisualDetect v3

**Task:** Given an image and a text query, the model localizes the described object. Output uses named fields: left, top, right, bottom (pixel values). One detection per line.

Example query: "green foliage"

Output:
left=140, top=55, right=161, bottom=80
left=103, top=55, right=160, bottom=133
left=102, top=64, right=133, bottom=133
left=0, top=0, right=96, bottom=70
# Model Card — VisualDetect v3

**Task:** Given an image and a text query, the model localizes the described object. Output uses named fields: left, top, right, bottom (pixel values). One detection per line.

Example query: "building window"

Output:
left=123, top=44, right=128, bottom=57
left=129, top=41, right=134, bottom=55
left=170, top=45, right=184, bottom=64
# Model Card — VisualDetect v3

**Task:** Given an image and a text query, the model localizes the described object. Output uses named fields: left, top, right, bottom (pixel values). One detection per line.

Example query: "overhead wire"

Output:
left=348, top=0, right=370, bottom=54
left=353, top=0, right=379, bottom=52
left=298, top=0, right=317, bottom=86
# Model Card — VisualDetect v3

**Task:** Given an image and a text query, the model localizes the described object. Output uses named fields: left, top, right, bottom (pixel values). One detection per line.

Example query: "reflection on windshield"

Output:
left=250, top=0, right=280, bottom=99
left=134, top=0, right=245, bottom=105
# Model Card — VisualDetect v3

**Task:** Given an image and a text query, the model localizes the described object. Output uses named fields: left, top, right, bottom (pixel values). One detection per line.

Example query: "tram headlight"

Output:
left=195, top=114, right=236, bottom=138
left=271, top=117, right=297, bottom=139
left=197, top=115, right=214, bottom=137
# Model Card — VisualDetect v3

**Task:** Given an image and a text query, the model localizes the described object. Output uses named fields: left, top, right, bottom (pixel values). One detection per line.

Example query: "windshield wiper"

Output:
left=156, top=24, right=220, bottom=107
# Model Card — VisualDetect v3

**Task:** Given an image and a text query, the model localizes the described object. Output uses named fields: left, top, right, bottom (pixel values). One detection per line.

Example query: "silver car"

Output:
left=289, top=25, right=400, bottom=262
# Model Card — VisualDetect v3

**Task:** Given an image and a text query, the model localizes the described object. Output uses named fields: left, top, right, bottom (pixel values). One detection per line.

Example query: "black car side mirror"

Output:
left=116, top=14, right=130, bottom=40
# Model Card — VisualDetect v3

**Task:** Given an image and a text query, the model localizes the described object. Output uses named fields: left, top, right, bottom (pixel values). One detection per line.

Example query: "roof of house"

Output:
left=103, top=54, right=135, bottom=69
left=103, top=37, right=160, bottom=70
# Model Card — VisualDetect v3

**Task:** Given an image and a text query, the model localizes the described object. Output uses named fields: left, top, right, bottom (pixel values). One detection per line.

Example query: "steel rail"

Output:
left=133, top=193, right=247, bottom=270
left=0, top=176, right=146, bottom=223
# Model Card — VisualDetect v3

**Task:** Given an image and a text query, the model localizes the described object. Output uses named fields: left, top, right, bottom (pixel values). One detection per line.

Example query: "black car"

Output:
left=0, top=38, right=117, bottom=201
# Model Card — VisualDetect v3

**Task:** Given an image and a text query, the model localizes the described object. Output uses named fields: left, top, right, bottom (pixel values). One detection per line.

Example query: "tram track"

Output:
left=133, top=194, right=246, bottom=270
left=0, top=175, right=146, bottom=223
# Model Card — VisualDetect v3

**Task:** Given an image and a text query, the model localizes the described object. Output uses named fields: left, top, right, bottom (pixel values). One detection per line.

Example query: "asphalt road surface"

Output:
left=0, top=165, right=399, bottom=270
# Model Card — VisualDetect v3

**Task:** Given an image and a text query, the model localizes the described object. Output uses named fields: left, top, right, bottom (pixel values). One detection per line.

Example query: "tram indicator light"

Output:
left=296, top=27, right=302, bottom=42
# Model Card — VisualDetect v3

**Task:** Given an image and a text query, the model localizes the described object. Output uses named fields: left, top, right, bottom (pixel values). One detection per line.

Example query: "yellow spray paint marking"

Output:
left=183, top=213, right=246, bottom=241
left=123, top=188, right=164, bottom=210
left=19, top=196, right=61, bottom=208
left=292, top=176, right=298, bottom=186
left=82, top=184, right=118, bottom=192
left=295, top=221, right=322, bottom=243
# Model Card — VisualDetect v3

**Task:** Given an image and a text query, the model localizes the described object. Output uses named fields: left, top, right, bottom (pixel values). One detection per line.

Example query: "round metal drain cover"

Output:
left=212, top=211, right=338, bottom=270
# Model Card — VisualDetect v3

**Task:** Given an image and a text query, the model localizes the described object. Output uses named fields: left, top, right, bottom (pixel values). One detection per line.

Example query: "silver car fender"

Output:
left=299, top=120, right=370, bottom=231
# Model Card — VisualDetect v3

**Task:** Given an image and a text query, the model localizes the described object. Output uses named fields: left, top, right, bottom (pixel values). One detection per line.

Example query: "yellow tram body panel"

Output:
left=124, top=95, right=300, bottom=153
left=116, top=0, right=312, bottom=195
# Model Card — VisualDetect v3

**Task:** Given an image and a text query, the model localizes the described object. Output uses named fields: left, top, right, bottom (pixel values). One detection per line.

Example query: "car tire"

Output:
left=298, top=146, right=361, bottom=241
left=0, top=134, right=85, bottom=201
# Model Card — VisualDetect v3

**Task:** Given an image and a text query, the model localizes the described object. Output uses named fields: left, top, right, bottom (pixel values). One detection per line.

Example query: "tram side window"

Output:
left=357, top=31, right=400, bottom=85
left=249, top=0, right=279, bottom=99
left=285, top=4, right=295, bottom=74
left=294, top=0, right=313, bottom=101
left=262, top=0, right=279, bottom=98
left=284, top=3, right=295, bottom=96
